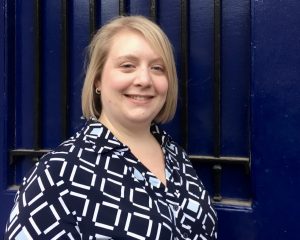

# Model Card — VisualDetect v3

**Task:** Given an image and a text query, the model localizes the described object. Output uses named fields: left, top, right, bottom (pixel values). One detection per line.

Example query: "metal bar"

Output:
left=189, top=155, right=249, bottom=164
left=213, top=0, right=222, bottom=157
left=10, top=149, right=51, bottom=156
left=34, top=0, right=42, bottom=149
left=9, top=149, right=51, bottom=164
left=213, top=198, right=252, bottom=209
left=180, top=0, right=189, bottom=150
left=212, top=164, right=222, bottom=201
left=89, top=0, right=97, bottom=38
left=149, top=0, right=157, bottom=22
left=119, top=0, right=128, bottom=16
left=61, top=0, right=69, bottom=140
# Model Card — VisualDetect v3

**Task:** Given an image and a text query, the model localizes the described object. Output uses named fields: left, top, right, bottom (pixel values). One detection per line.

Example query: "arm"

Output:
left=4, top=161, right=81, bottom=240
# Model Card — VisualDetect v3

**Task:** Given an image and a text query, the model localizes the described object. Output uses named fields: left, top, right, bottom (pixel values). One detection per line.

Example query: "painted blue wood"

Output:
left=1, top=0, right=300, bottom=239
left=0, top=1, right=5, bottom=194
left=128, top=0, right=150, bottom=16
left=15, top=0, right=35, bottom=150
left=216, top=0, right=300, bottom=239
left=188, top=0, right=252, bottom=206
left=69, top=1, right=90, bottom=133
left=250, top=0, right=300, bottom=238
left=42, top=0, right=65, bottom=147
left=14, top=0, right=38, bottom=184
left=189, top=0, right=215, bottom=155
left=0, top=0, right=5, bottom=210
left=100, top=0, right=119, bottom=24
left=0, top=0, right=17, bottom=234
left=157, top=0, right=182, bottom=143
left=221, top=0, right=250, bottom=157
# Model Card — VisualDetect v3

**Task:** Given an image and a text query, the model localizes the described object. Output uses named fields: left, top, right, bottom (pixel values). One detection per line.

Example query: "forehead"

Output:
left=108, top=29, right=162, bottom=59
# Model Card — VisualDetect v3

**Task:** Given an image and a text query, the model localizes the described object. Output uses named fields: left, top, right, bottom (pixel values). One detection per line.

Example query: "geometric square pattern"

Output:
left=125, top=212, right=153, bottom=239
left=5, top=119, right=217, bottom=239
left=92, top=202, right=121, bottom=230
left=100, top=178, right=125, bottom=202
left=70, top=165, right=96, bottom=190
left=130, top=187, right=152, bottom=211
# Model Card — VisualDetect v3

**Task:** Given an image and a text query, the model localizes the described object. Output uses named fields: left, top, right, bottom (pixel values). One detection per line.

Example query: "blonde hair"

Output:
left=81, top=15, right=178, bottom=123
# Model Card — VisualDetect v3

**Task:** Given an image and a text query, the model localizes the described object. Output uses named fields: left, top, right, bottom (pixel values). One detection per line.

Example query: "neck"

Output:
left=99, top=115, right=153, bottom=144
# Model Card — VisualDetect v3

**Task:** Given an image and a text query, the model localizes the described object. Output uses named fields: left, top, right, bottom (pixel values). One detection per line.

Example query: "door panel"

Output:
left=1, top=0, right=300, bottom=239
left=251, top=0, right=300, bottom=238
left=0, top=0, right=251, bottom=238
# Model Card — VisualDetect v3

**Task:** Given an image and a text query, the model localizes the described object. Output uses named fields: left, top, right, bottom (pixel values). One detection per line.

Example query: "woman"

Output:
left=5, top=16, right=217, bottom=240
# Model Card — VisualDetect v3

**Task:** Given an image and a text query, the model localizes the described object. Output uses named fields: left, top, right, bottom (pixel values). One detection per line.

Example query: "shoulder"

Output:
left=165, top=139, right=199, bottom=180
left=6, top=148, right=83, bottom=239
left=154, top=125, right=202, bottom=180
left=152, top=125, right=189, bottom=164
left=13, top=121, right=101, bottom=214
left=151, top=124, right=186, bottom=154
left=17, top=120, right=102, bottom=193
left=40, top=119, right=107, bottom=169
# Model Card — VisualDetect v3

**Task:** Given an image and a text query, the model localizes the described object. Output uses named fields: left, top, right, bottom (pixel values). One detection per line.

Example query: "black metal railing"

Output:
left=150, top=0, right=157, bottom=22
left=61, top=0, right=70, bottom=140
left=212, top=0, right=223, bottom=202
left=8, top=0, right=250, bottom=206
left=119, top=0, right=128, bottom=16
left=180, top=0, right=189, bottom=150
left=89, top=0, right=98, bottom=38
left=34, top=0, right=42, bottom=150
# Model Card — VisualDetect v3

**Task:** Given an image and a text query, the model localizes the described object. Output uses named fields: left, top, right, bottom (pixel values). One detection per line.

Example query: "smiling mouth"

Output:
left=124, top=94, right=154, bottom=101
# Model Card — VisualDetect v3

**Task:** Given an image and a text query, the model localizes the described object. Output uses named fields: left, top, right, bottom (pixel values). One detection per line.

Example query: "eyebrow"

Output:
left=116, top=54, right=164, bottom=63
left=116, top=55, right=139, bottom=62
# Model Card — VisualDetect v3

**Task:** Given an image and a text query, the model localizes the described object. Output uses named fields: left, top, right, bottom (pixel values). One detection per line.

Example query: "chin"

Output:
left=126, top=115, right=155, bottom=125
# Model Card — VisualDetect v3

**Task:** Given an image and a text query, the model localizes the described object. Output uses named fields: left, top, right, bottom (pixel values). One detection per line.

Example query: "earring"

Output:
left=95, top=88, right=101, bottom=95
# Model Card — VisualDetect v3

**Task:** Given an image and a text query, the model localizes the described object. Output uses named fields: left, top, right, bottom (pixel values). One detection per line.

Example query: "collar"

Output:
left=79, top=118, right=172, bottom=155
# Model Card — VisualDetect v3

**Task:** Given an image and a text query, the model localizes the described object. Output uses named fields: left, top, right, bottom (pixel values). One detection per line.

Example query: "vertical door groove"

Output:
left=61, top=0, right=69, bottom=140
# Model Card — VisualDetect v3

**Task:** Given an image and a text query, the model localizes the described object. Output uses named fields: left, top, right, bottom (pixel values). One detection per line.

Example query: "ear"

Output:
left=94, top=78, right=101, bottom=90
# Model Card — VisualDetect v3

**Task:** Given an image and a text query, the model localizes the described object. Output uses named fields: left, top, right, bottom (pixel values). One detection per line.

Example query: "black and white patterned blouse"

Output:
left=5, top=119, right=217, bottom=240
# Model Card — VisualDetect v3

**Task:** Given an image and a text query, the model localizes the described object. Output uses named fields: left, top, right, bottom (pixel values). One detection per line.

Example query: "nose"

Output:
left=134, top=67, right=152, bottom=87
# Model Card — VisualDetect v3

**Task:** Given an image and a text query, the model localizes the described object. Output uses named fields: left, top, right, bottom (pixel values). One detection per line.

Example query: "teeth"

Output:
left=127, top=95, right=151, bottom=100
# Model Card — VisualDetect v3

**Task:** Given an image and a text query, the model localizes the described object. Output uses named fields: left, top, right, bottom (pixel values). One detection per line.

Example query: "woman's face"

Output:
left=96, top=29, right=168, bottom=128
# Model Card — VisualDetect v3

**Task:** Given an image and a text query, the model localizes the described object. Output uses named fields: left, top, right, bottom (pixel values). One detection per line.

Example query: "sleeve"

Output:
left=4, top=160, right=81, bottom=240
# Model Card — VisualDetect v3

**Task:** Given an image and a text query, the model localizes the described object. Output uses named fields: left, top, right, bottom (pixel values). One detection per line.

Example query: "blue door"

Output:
left=1, top=0, right=300, bottom=239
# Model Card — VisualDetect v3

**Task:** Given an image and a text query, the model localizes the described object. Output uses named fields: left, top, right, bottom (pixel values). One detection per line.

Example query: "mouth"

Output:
left=124, top=94, right=154, bottom=101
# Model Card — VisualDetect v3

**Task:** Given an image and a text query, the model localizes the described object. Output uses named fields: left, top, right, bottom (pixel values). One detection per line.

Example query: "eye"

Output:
left=151, top=65, right=165, bottom=73
left=120, top=62, right=136, bottom=72
left=120, top=63, right=135, bottom=68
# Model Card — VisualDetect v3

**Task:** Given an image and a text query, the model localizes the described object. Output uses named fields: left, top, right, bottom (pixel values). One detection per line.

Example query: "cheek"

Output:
left=156, top=79, right=169, bottom=95
left=110, top=81, right=129, bottom=91
left=102, top=73, right=130, bottom=92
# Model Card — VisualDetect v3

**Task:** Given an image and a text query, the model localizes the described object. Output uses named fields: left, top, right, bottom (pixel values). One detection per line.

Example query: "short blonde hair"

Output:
left=81, top=15, right=178, bottom=123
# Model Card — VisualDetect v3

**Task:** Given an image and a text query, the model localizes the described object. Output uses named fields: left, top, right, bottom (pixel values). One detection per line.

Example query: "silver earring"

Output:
left=95, top=88, right=101, bottom=95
